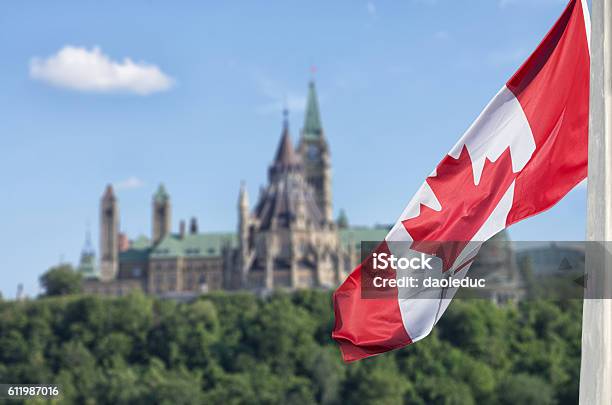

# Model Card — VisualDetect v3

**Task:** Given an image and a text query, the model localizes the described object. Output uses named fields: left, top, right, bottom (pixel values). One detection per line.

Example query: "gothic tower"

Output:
left=100, top=184, right=119, bottom=281
left=298, top=80, right=332, bottom=223
left=152, top=183, right=171, bottom=244
left=244, top=109, right=336, bottom=290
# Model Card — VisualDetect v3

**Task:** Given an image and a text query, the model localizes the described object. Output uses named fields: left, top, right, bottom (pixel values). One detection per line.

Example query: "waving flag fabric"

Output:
left=333, top=0, right=591, bottom=362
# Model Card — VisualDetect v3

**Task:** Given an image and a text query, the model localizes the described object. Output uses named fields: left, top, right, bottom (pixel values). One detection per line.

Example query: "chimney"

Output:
left=190, top=217, right=198, bottom=234
left=179, top=220, right=186, bottom=239
left=118, top=233, right=130, bottom=252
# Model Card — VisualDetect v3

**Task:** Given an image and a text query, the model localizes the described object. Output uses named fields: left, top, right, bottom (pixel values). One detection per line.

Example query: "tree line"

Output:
left=0, top=265, right=582, bottom=404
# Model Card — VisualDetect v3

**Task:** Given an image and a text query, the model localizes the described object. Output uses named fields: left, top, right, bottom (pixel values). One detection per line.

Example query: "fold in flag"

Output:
left=333, top=0, right=591, bottom=362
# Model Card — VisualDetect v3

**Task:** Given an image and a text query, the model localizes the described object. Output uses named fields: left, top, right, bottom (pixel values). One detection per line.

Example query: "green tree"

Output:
left=246, top=292, right=317, bottom=374
left=0, top=288, right=584, bottom=403
left=96, top=359, right=144, bottom=404
left=497, top=373, right=555, bottom=405
left=40, top=264, right=82, bottom=296
left=343, top=357, right=409, bottom=405
left=303, top=345, right=346, bottom=404
left=142, top=358, right=206, bottom=405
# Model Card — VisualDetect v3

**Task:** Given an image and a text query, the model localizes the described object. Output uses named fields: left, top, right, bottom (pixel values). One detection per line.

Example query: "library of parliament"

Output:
left=78, top=81, right=389, bottom=297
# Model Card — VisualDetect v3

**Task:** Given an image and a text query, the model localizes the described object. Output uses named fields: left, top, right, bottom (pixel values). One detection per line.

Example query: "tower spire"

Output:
left=303, top=80, right=323, bottom=138
left=269, top=110, right=302, bottom=182
left=283, top=105, right=289, bottom=130
left=273, top=110, right=299, bottom=167
left=298, top=80, right=333, bottom=224
left=83, top=223, right=94, bottom=254
left=79, top=223, right=97, bottom=278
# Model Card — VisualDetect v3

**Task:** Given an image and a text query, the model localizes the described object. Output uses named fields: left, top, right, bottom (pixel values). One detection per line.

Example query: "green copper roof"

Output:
left=119, top=246, right=151, bottom=263
left=339, top=226, right=390, bottom=250
left=116, top=226, right=388, bottom=262
left=118, top=235, right=152, bottom=263
left=131, top=235, right=151, bottom=249
left=154, top=183, right=170, bottom=203
left=302, top=81, right=323, bottom=138
left=150, top=232, right=237, bottom=259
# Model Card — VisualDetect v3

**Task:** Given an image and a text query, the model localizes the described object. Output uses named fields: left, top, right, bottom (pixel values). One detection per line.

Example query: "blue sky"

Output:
left=0, top=0, right=585, bottom=298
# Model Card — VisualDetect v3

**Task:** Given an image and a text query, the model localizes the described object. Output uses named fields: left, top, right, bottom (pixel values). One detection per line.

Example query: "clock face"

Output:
left=307, top=145, right=319, bottom=161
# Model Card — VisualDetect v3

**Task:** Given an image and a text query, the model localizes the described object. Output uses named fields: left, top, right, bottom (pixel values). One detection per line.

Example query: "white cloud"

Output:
left=29, top=46, right=174, bottom=95
left=114, top=176, right=145, bottom=190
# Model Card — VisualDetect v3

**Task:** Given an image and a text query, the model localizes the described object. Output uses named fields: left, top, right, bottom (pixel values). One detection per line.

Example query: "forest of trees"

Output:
left=0, top=279, right=583, bottom=405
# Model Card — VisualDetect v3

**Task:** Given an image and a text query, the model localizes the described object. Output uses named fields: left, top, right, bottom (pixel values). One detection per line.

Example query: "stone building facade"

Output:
left=80, top=81, right=389, bottom=297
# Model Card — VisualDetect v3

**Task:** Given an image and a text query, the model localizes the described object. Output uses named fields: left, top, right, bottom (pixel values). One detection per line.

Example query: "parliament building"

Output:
left=78, top=81, right=389, bottom=297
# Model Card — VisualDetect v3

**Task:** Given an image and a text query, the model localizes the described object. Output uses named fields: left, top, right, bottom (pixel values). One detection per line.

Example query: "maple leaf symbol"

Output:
left=402, top=145, right=516, bottom=272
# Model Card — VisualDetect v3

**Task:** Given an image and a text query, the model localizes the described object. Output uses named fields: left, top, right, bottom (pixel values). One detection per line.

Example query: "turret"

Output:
left=237, top=182, right=250, bottom=287
left=268, top=109, right=302, bottom=183
left=152, top=183, right=171, bottom=244
left=100, top=184, right=119, bottom=280
left=78, top=228, right=97, bottom=278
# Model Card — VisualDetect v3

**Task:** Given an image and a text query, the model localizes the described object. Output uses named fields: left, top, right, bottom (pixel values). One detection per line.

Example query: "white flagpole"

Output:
left=580, top=0, right=612, bottom=403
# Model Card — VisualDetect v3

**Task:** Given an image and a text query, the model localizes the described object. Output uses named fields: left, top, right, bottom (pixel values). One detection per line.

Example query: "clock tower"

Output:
left=298, top=80, right=333, bottom=224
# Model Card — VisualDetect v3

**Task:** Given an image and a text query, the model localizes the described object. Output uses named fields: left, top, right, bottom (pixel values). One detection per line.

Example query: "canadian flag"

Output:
left=333, top=0, right=591, bottom=362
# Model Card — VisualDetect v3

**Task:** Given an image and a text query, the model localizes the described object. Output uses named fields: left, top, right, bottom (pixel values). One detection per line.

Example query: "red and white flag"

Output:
left=333, top=0, right=591, bottom=362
